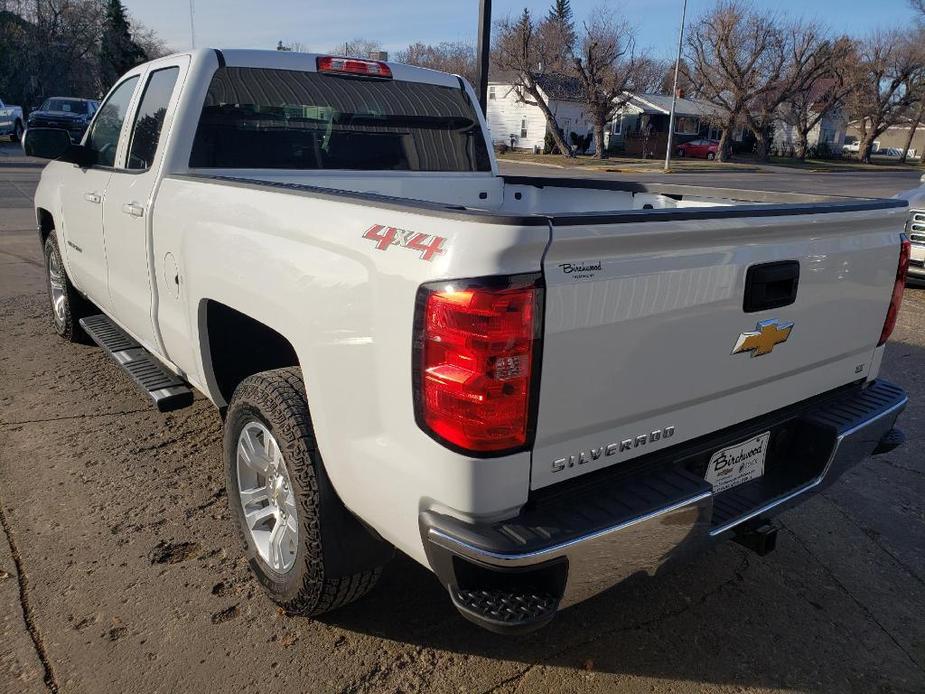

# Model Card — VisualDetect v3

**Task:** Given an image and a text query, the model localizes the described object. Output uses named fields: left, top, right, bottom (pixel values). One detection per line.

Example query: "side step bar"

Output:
left=79, top=314, right=193, bottom=412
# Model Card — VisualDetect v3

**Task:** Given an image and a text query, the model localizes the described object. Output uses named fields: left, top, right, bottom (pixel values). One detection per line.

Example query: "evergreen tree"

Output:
left=545, top=0, right=575, bottom=70
left=99, top=0, right=146, bottom=90
left=547, top=0, right=574, bottom=25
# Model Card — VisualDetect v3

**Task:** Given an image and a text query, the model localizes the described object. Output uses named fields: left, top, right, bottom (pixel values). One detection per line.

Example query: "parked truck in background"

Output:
left=24, top=49, right=911, bottom=633
left=0, top=97, right=24, bottom=141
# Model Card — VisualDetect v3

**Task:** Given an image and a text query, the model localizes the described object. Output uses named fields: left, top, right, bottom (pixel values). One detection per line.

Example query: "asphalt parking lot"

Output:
left=1, top=144, right=923, bottom=693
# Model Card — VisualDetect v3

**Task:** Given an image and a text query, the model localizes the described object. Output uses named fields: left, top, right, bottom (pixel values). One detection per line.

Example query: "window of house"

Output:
left=611, top=115, right=622, bottom=135
left=708, top=126, right=721, bottom=140
left=820, top=128, right=835, bottom=144
left=488, top=86, right=495, bottom=100
left=675, top=116, right=699, bottom=135
left=520, top=118, right=527, bottom=138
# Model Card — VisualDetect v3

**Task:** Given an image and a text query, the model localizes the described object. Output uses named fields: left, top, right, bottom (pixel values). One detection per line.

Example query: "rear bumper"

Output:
left=421, top=379, right=907, bottom=632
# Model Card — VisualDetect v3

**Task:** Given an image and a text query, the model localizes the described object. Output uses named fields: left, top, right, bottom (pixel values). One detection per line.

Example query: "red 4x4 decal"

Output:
left=363, top=224, right=447, bottom=262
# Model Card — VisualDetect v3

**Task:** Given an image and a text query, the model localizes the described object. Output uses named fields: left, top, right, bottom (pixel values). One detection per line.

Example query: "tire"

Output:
left=224, top=367, right=388, bottom=616
left=43, top=231, right=91, bottom=342
left=707, top=152, right=716, bottom=161
left=12, top=120, right=23, bottom=142
left=676, top=148, right=684, bottom=157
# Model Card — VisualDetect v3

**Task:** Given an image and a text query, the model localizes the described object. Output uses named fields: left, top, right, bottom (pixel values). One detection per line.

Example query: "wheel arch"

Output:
left=37, top=207, right=54, bottom=245
left=199, top=299, right=301, bottom=408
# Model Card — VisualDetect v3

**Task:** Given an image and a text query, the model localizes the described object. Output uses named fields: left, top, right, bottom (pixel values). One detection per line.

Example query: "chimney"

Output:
left=368, top=50, right=388, bottom=61
left=675, top=88, right=685, bottom=99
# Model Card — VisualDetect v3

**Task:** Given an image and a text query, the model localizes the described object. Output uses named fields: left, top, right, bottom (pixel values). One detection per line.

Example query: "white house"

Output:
left=487, top=74, right=726, bottom=156
left=486, top=74, right=593, bottom=152
left=772, top=80, right=849, bottom=155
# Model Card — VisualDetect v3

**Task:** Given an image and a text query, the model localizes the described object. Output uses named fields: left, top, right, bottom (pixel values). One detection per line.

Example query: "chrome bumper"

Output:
left=421, top=380, right=907, bottom=628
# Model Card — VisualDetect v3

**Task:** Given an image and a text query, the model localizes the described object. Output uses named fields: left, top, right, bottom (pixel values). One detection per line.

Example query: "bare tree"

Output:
left=745, top=21, right=838, bottom=161
left=777, top=36, right=855, bottom=160
left=845, top=30, right=925, bottom=163
left=685, top=1, right=784, bottom=162
left=331, top=38, right=383, bottom=59
left=492, top=9, right=573, bottom=157
left=395, top=41, right=477, bottom=86
left=900, top=102, right=924, bottom=162
left=132, top=19, right=170, bottom=60
left=571, top=11, right=658, bottom=158
left=911, top=0, right=925, bottom=17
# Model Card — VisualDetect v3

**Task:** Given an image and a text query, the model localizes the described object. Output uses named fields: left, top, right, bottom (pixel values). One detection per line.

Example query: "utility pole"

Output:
left=664, top=0, right=688, bottom=173
left=476, top=0, right=492, bottom=115
left=189, top=0, right=196, bottom=49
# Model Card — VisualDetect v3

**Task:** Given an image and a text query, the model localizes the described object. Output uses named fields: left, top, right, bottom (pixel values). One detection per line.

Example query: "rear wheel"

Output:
left=43, top=231, right=91, bottom=342
left=12, top=120, right=23, bottom=142
left=224, top=367, right=389, bottom=615
left=676, top=148, right=685, bottom=157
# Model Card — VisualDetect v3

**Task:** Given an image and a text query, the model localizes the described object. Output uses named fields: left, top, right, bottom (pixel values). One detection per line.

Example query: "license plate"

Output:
left=705, top=432, right=770, bottom=493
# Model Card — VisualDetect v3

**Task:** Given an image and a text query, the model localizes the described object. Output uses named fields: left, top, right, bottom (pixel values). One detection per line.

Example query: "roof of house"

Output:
left=625, top=93, right=720, bottom=118
left=488, top=72, right=585, bottom=101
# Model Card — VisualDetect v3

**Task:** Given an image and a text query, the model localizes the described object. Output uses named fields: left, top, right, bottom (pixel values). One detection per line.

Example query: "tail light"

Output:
left=316, top=56, right=392, bottom=78
left=878, top=234, right=911, bottom=346
left=413, top=275, right=543, bottom=455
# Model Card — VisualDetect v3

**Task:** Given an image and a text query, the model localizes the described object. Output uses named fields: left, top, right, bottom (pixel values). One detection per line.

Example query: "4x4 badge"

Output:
left=732, top=319, right=794, bottom=357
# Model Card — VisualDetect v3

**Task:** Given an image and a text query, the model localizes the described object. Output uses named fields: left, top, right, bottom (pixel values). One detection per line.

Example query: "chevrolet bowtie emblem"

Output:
left=732, top=319, right=794, bottom=357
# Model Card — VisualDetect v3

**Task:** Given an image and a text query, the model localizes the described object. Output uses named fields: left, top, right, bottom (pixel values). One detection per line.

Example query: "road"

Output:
left=1, top=148, right=923, bottom=693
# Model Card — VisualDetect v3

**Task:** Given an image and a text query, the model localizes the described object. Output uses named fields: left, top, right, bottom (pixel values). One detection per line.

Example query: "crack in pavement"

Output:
left=779, top=520, right=924, bottom=675
left=480, top=551, right=752, bottom=694
left=0, top=407, right=155, bottom=428
left=819, top=494, right=925, bottom=590
left=0, top=248, right=42, bottom=267
left=0, top=495, right=60, bottom=693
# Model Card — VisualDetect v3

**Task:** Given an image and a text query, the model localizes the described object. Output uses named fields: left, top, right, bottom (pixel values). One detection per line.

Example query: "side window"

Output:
left=127, top=67, right=180, bottom=171
left=86, top=76, right=139, bottom=167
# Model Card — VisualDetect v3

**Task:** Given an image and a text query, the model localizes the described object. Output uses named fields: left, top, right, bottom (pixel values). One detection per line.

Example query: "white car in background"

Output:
left=0, top=97, right=24, bottom=141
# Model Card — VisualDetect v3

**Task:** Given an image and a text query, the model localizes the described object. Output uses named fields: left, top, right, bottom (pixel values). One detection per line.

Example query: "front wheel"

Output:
left=676, top=148, right=685, bottom=157
left=43, top=231, right=91, bottom=342
left=706, top=151, right=716, bottom=160
left=224, top=368, right=389, bottom=616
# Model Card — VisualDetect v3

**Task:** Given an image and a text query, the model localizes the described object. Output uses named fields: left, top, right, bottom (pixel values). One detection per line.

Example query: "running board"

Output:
left=79, top=314, right=193, bottom=412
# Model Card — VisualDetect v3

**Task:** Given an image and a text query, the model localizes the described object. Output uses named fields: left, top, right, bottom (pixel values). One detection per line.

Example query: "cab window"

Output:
left=86, top=76, right=139, bottom=167
left=127, top=67, right=180, bottom=170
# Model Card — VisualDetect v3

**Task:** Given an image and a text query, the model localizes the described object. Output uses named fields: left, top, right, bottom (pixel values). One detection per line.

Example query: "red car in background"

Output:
left=676, top=138, right=720, bottom=160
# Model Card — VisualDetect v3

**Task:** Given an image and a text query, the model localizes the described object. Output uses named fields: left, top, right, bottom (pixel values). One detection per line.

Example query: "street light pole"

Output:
left=476, top=0, right=492, bottom=115
left=664, top=0, right=688, bottom=173
left=190, top=0, right=196, bottom=48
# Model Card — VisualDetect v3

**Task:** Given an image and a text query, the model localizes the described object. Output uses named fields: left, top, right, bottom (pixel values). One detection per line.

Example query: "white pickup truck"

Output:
left=25, top=49, right=912, bottom=633
left=0, top=97, right=25, bottom=141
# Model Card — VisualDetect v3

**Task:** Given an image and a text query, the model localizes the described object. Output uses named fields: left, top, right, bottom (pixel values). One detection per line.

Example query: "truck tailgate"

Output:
left=532, top=206, right=906, bottom=489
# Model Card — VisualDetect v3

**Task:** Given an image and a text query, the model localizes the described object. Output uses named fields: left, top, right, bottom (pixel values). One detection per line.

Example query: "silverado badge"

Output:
left=732, top=319, right=794, bottom=357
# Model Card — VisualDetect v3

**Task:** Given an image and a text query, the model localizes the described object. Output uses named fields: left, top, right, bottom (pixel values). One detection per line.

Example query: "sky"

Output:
left=122, top=0, right=923, bottom=60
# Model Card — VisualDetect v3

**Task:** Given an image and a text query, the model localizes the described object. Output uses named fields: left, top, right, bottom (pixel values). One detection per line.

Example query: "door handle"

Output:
left=121, top=202, right=145, bottom=218
left=83, top=192, right=102, bottom=204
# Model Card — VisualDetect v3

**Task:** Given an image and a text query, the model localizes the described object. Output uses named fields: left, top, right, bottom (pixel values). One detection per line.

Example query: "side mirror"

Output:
left=23, top=128, right=95, bottom=167
left=22, top=128, right=71, bottom=159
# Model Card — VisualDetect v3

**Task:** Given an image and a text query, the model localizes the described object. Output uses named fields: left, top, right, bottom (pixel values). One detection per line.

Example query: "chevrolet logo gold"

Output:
left=732, top=319, right=794, bottom=357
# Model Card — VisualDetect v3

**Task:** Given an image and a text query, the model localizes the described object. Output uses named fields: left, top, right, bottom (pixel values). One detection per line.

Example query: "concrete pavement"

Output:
left=1, top=152, right=923, bottom=693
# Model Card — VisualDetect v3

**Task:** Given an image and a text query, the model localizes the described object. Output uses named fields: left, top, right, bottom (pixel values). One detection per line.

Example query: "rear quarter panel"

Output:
left=152, top=176, right=549, bottom=564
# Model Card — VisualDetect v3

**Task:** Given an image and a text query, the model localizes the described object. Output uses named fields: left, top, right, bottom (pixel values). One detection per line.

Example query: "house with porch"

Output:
left=486, top=74, right=731, bottom=157
left=608, top=93, right=726, bottom=157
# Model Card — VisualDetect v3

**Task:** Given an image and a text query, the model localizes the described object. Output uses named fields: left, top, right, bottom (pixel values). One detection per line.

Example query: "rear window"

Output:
left=43, top=98, right=89, bottom=114
left=189, top=67, right=491, bottom=172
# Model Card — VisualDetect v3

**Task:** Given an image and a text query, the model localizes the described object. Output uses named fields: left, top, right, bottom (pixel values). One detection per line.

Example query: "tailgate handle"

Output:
left=743, top=261, right=800, bottom=312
